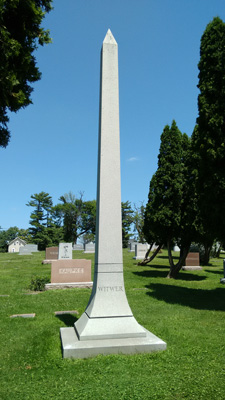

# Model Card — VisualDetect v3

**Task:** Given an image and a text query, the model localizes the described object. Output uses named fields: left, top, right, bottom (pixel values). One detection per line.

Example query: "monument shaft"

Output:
left=95, top=30, right=122, bottom=267
left=60, top=30, right=166, bottom=357
left=75, top=30, right=138, bottom=337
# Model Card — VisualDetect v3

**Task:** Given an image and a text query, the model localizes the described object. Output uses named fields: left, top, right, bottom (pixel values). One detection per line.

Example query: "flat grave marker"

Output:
left=10, top=313, right=36, bottom=318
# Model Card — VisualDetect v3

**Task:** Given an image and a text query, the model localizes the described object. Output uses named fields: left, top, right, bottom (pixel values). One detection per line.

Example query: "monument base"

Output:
left=182, top=266, right=202, bottom=271
left=42, top=259, right=56, bottom=264
left=45, top=282, right=93, bottom=290
left=60, top=326, right=166, bottom=359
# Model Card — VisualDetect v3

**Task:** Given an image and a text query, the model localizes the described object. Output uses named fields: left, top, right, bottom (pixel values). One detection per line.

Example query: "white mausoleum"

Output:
left=8, top=237, right=26, bottom=253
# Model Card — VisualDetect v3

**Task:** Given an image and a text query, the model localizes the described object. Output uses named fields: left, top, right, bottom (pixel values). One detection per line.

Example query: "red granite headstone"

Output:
left=51, top=259, right=91, bottom=283
left=185, top=252, right=200, bottom=266
left=45, top=247, right=58, bottom=260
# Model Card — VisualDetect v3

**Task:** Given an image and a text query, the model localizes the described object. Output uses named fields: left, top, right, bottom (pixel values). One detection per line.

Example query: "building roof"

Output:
left=8, top=237, right=27, bottom=246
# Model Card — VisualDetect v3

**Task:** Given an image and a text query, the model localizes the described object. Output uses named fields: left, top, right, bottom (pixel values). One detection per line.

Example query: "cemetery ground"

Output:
left=0, top=250, right=224, bottom=400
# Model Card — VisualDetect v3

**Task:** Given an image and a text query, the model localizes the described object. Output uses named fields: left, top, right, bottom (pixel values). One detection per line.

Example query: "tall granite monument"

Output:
left=60, top=29, right=166, bottom=358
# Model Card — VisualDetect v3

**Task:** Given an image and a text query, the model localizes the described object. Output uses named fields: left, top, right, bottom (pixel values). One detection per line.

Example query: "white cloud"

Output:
left=127, top=157, right=139, bottom=162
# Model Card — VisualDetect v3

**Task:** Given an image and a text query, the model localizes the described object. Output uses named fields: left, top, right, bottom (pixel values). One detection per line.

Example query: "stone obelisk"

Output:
left=60, top=30, right=166, bottom=358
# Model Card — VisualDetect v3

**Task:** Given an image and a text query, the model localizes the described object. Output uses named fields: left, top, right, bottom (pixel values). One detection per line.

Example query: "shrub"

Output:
left=29, top=276, right=50, bottom=291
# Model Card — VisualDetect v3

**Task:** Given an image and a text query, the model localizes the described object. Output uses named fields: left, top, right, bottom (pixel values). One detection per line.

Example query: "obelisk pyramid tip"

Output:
left=103, top=29, right=117, bottom=45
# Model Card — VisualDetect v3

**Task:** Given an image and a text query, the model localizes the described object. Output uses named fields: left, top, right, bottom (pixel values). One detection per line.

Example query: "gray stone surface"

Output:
left=19, top=247, right=32, bottom=255
left=73, top=244, right=84, bottom=250
left=19, top=244, right=38, bottom=254
left=60, top=327, right=166, bottom=359
left=133, top=243, right=149, bottom=260
left=60, top=29, right=166, bottom=358
left=24, top=244, right=38, bottom=252
left=10, top=313, right=35, bottom=318
left=83, top=243, right=95, bottom=253
left=46, top=282, right=93, bottom=290
left=58, top=243, right=72, bottom=260
left=128, top=241, right=138, bottom=252
left=182, top=266, right=203, bottom=271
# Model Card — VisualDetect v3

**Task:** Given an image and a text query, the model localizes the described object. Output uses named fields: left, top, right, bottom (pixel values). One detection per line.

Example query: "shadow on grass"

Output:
left=56, top=314, right=78, bottom=327
left=146, top=283, right=225, bottom=311
left=136, top=263, right=169, bottom=269
left=134, top=269, right=206, bottom=281
left=205, top=269, right=223, bottom=275
left=157, top=255, right=179, bottom=260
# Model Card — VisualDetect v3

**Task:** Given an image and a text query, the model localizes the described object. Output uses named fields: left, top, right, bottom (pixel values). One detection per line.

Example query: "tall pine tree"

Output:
left=192, top=17, right=225, bottom=262
left=144, top=121, right=197, bottom=278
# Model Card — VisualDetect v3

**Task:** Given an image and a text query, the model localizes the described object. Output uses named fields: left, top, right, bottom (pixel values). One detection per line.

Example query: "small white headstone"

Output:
left=129, top=242, right=138, bottom=252
left=133, top=243, right=149, bottom=260
left=84, top=243, right=95, bottom=253
left=58, top=243, right=72, bottom=260
left=73, top=244, right=84, bottom=250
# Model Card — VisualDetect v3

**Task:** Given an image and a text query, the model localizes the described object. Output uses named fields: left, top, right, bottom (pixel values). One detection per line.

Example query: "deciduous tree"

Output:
left=54, top=192, right=96, bottom=244
left=0, top=226, right=31, bottom=252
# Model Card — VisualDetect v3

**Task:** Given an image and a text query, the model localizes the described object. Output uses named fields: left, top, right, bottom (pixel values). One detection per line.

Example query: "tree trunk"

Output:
left=202, top=243, right=212, bottom=265
left=167, top=243, right=190, bottom=279
left=138, top=243, right=163, bottom=266
left=167, top=240, right=174, bottom=268
left=215, top=243, right=221, bottom=258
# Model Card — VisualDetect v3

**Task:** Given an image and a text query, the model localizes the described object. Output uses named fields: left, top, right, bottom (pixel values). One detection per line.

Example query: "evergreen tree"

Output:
left=133, top=203, right=146, bottom=243
left=121, top=201, right=134, bottom=248
left=192, top=17, right=225, bottom=263
left=144, top=121, right=197, bottom=278
left=0, top=0, right=52, bottom=147
left=27, top=192, right=62, bottom=249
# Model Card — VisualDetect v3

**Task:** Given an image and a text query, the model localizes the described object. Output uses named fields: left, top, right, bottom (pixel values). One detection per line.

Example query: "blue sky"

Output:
left=1, top=0, right=225, bottom=230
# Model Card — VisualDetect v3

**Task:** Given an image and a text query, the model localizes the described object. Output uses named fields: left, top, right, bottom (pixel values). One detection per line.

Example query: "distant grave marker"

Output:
left=73, top=244, right=84, bottom=250
left=42, top=246, right=59, bottom=264
left=182, top=252, right=202, bottom=271
left=25, top=244, right=38, bottom=252
left=84, top=243, right=95, bottom=253
left=58, top=243, right=72, bottom=260
left=128, top=241, right=138, bottom=252
left=19, top=244, right=38, bottom=255
left=19, top=247, right=32, bottom=255
left=133, top=243, right=149, bottom=260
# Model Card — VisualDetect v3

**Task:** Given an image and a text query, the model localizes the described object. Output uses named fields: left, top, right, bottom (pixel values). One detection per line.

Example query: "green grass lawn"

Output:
left=0, top=249, right=224, bottom=399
